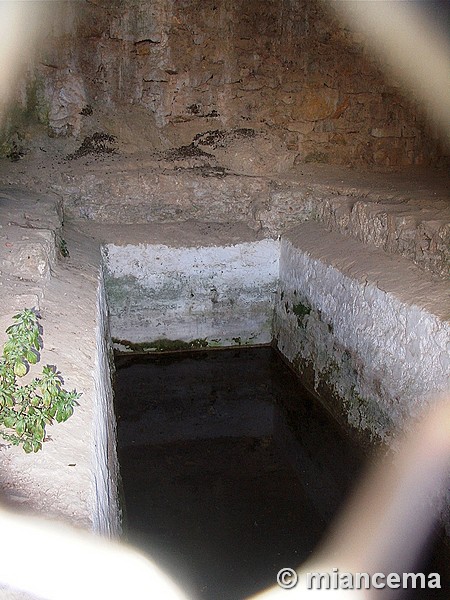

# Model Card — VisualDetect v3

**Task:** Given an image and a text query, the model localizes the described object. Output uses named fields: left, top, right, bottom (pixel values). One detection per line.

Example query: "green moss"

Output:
left=343, top=387, right=394, bottom=439
left=113, top=337, right=209, bottom=353
left=207, top=339, right=223, bottom=347
left=25, top=79, right=44, bottom=124
left=13, top=78, right=48, bottom=127
left=304, top=151, right=329, bottom=164
left=189, top=339, right=209, bottom=349
left=0, top=139, right=25, bottom=162
left=59, top=238, right=69, bottom=258
left=292, top=301, right=311, bottom=327
left=104, top=275, right=146, bottom=306
left=292, top=352, right=306, bottom=375
left=0, top=76, right=49, bottom=159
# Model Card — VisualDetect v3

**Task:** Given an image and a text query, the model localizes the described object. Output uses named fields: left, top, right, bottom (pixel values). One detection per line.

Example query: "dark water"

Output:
left=114, top=346, right=447, bottom=600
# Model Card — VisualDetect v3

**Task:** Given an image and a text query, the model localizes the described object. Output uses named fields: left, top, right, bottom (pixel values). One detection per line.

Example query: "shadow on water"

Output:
left=114, top=346, right=447, bottom=600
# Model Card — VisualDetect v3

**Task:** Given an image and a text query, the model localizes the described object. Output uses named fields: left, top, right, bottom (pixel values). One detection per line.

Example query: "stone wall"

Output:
left=92, top=271, right=121, bottom=536
left=100, top=218, right=449, bottom=455
left=1, top=187, right=448, bottom=539
left=274, top=222, right=450, bottom=450
left=274, top=221, right=450, bottom=533
left=49, top=162, right=449, bottom=280
left=4, top=0, right=448, bottom=168
left=103, top=238, right=280, bottom=350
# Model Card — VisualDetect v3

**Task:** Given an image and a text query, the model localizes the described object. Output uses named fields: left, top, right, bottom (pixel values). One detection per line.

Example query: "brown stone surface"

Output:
left=0, top=189, right=62, bottom=283
left=1, top=0, right=448, bottom=169
left=0, top=144, right=448, bottom=279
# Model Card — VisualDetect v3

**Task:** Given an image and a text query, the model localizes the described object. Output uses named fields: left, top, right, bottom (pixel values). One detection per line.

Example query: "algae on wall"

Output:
left=0, top=77, right=49, bottom=160
left=274, top=232, right=450, bottom=447
left=102, top=240, right=280, bottom=351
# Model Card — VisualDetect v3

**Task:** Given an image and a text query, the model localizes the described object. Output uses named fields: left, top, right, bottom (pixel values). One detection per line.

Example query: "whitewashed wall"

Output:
left=274, top=222, right=450, bottom=447
left=92, top=272, right=121, bottom=536
left=103, top=240, right=280, bottom=350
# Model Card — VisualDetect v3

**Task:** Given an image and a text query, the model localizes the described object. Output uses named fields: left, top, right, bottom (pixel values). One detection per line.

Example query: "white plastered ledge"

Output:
left=275, top=220, right=450, bottom=443
left=0, top=221, right=120, bottom=538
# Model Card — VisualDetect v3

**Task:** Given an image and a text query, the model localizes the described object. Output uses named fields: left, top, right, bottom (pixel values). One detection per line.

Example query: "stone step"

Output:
left=0, top=188, right=63, bottom=287
left=317, top=194, right=449, bottom=280
left=52, top=160, right=448, bottom=279
left=2, top=159, right=448, bottom=279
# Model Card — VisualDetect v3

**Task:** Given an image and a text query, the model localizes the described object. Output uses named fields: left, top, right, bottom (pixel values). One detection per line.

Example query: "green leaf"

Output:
left=59, top=406, right=72, bottom=422
left=31, top=422, right=44, bottom=441
left=42, top=391, right=51, bottom=407
left=33, top=332, right=40, bottom=350
left=47, top=405, right=57, bottom=418
left=31, top=395, right=41, bottom=407
left=15, top=419, right=25, bottom=436
left=14, top=361, right=27, bottom=377
left=0, top=308, right=79, bottom=452
left=3, top=416, right=15, bottom=428
left=32, top=440, right=42, bottom=452
left=26, top=350, right=38, bottom=365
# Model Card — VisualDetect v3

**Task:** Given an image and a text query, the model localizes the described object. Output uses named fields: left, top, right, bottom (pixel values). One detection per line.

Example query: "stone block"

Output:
left=104, top=239, right=280, bottom=348
left=370, top=126, right=402, bottom=138
left=291, top=86, right=339, bottom=121
left=15, top=230, right=56, bottom=281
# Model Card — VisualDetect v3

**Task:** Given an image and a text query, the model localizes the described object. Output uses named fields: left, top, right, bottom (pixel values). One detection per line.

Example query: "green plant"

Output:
left=292, top=301, right=311, bottom=327
left=0, top=309, right=80, bottom=453
left=59, top=237, right=70, bottom=258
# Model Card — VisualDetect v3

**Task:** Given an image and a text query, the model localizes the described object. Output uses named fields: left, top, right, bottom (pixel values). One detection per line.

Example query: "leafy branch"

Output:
left=0, top=309, right=80, bottom=453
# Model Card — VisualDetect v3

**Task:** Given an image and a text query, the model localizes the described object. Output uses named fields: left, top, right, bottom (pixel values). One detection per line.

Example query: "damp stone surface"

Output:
left=103, top=239, right=279, bottom=350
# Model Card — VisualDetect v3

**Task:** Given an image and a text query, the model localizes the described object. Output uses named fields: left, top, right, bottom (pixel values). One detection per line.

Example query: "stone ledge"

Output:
left=318, top=196, right=449, bottom=280
left=1, top=189, right=63, bottom=284
left=276, top=220, right=449, bottom=446
left=283, top=221, right=449, bottom=321
left=0, top=190, right=119, bottom=543
left=1, top=158, right=448, bottom=278
left=75, top=219, right=265, bottom=248
left=54, top=162, right=448, bottom=279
